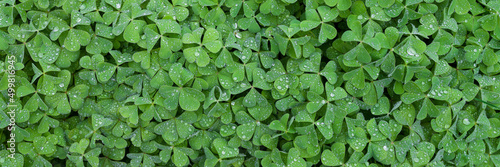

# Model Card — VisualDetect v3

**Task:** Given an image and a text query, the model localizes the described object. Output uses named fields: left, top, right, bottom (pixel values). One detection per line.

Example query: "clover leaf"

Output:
left=154, top=111, right=197, bottom=142
left=182, top=27, right=223, bottom=67
left=300, top=6, right=338, bottom=43
left=68, top=139, right=101, bottom=167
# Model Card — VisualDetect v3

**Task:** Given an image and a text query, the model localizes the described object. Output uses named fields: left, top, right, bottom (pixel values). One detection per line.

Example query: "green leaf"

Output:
left=237, top=123, right=256, bottom=141
left=248, top=101, right=272, bottom=121
left=367, top=119, right=386, bottom=141
left=179, top=88, right=204, bottom=111
left=0, top=6, right=14, bottom=27
left=344, top=44, right=371, bottom=63
left=96, top=62, right=116, bottom=83
left=213, top=138, right=239, bottom=159
left=378, top=120, right=402, bottom=141
left=321, top=149, right=342, bottom=166
left=124, top=20, right=146, bottom=43
left=338, top=0, right=352, bottom=11
left=203, top=28, right=223, bottom=53
left=70, top=139, right=89, bottom=155
left=350, top=69, right=365, bottom=89
left=326, top=84, right=347, bottom=101
left=169, top=63, right=194, bottom=86
left=33, top=136, right=56, bottom=155
left=156, top=19, right=181, bottom=34
left=306, top=91, right=326, bottom=113
left=65, top=29, right=91, bottom=52
left=453, top=0, right=470, bottom=15
left=393, top=104, right=416, bottom=126
left=119, top=105, right=139, bottom=125
left=434, top=59, right=451, bottom=75
left=173, top=148, right=189, bottom=167
left=68, top=84, right=89, bottom=110
left=92, top=114, right=113, bottom=131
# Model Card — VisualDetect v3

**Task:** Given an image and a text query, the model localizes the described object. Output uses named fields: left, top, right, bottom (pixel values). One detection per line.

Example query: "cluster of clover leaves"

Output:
left=1, top=0, right=500, bottom=166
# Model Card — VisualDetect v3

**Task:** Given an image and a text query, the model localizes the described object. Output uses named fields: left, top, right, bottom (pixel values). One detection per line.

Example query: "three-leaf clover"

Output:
left=182, top=27, right=223, bottom=67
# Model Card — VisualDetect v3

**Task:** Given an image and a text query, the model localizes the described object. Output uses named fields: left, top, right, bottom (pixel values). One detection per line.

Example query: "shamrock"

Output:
left=234, top=110, right=265, bottom=141
left=30, top=63, right=64, bottom=96
left=296, top=105, right=335, bottom=139
left=16, top=77, right=48, bottom=112
left=259, top=0, right=286, bottom=16
left=225, top=48, right=259, bottom=85
left=144, top=19, right=183, bottom=59
left=182, top=27, right=223, bottom=67
left=269, top=113, right=296, bottom=135
left=45, top=83, right=89, bottom=115
left=68, top=139, right=101, bottom=167
left=107, top=1, right=153, bottom=41
left=464, top=29, right=498, bottom=68
left=79, top=53, right=130, bottom=84
left=154, top=111, right=197, bottom=142
left=384, top=1, right=423, bottom=27
left=147, top=0, right=189, bottom=21
left=203, top=139, right=241, bottom=167
left=86, top=23, right=114, bottom=55
left=234, top=3, right=261, bottom=33
left=286, top=148, right=307, bottom=166
left=158, top=63, right=205, bottom=111
left=321, top=143, right=346, bottom=166
left=273, top=20, right=311, bottom=58
left=324, top=0, right=352, bottom=11
left=154, top=133, right=199, bottom=166
left=120, top=120, right=157, bottom=147
left=18, top=136, right=56, bottom=166
left=300, top=6, right=338, bottom=43
left=299, top=53, right=338, bottom=95
left=203, top=86, right=231, bottom=118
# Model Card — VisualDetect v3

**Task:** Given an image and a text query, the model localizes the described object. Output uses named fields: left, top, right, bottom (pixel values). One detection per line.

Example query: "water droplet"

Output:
left=463, top=118, right=470, bottom=125
left=407, top=47, right=417, bottom=56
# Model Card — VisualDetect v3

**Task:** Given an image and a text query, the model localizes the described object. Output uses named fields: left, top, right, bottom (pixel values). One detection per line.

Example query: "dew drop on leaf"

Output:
left=407, top=47, right=416, bottom=56
left=463, top=118, right=470, bottom=125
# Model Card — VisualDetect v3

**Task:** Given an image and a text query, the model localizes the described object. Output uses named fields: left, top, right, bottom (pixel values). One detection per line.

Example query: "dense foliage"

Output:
left=1, top=0, right=500, bottom=166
